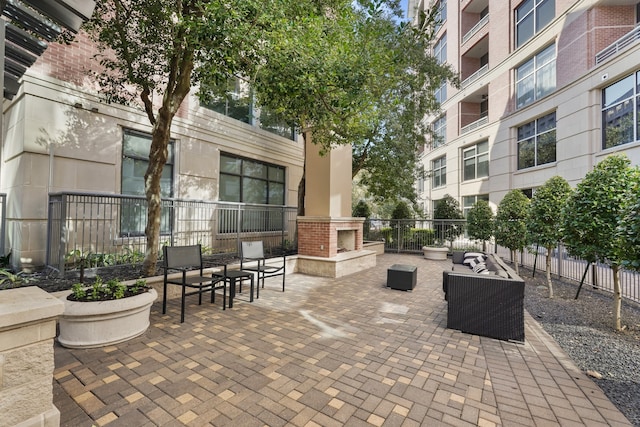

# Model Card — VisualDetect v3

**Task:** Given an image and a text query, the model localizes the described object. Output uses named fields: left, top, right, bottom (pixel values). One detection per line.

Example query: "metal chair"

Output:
left=162, top=244, right=227, bottom=323
left=240, top=241, right=286, bottom=296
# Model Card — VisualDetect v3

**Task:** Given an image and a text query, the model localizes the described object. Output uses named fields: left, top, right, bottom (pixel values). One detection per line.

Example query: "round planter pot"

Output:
left=422, top=246, right=449, bottom=260
left=58, top=288, right=158, bottom=349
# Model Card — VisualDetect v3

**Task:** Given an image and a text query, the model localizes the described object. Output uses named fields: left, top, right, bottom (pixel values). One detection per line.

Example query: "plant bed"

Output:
left=57, top=277, right=157, bottom=349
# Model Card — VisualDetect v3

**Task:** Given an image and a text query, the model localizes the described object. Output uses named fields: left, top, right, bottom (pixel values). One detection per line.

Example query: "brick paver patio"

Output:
left=53, top=254, right=632, bottom=426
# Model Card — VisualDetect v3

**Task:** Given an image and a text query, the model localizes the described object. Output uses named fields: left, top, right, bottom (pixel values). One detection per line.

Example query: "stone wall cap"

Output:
left=0, top=287, right=65, bottom=329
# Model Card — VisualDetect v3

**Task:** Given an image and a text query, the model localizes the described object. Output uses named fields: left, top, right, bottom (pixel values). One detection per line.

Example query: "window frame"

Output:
left=433, top=115, right=446, bottom=148
left=462, top=140, right=489, bottom=181
left=219, top=153, right=286, bottom=206
left=517, top=111, right=557, bottom=170
left=462, top=194, right=489, bottom=218
left=515, top=0, right=555, bottom=48
left=432, top=156, right=446, bottom=188
left=601, top=71, right=639, bottom=150
left=515, top=43, right=556, bottom=109
left=434, top=33, right=447, bottom=65
left=120, top=128, right=175, bottom=237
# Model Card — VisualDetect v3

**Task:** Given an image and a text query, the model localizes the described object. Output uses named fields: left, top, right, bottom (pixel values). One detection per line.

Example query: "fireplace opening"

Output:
left=337, top=229, right=356, bottom=253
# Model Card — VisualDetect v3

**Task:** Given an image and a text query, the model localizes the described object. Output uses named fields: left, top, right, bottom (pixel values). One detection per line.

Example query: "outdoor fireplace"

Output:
left=297, top=217, right=363, bottom=258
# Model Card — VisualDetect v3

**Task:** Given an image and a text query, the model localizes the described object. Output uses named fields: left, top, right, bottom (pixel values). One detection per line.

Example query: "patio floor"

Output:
left=53, top=253, right=632, bottom=426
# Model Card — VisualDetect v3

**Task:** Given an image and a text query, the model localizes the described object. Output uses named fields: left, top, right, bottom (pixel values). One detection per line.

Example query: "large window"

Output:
left=517, top=111, right=556, bottom=169
left=121, top=129, right=174, bottom=236
left=435, top=0, right=447, bottom=32
left=433, top=115, right=446, bottom=147
left=435, top=82, right=447, bottom=105
left=462, top=140, right=489, bottom=181
left=516, top=44, right=556, bottom=108
left=515, top=0, right=555, bottom=48
left=463, top=194, right=489, bottom=217
left=602, top=71, right=640, bottom=149
left=434, top=33, right=447, bottom=65
left=219, top=154, right=285, bottom=205
left=432, top=156, right=446, bottom=188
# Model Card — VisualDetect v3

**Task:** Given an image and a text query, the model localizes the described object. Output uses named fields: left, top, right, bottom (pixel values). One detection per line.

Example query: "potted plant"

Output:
left=57, top=276, right=157, bottom=348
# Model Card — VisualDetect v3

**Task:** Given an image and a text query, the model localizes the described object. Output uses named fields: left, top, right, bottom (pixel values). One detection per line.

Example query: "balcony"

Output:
left=462, top=13, right=489, bottom=45
left=461, top=116, right=488, bottom=135
left=595, top=24, right=640, bottom=65
left=461, top=63, right=488, bottom=89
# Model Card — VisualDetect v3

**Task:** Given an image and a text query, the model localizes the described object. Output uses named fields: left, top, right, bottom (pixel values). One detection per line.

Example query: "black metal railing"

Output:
left=46, top=192, right=297, bottom=276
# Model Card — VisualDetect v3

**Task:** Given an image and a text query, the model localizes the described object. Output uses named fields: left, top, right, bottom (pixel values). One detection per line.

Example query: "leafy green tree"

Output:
left=494, top=190, right=530, bottom=275
left=251, top=2, right=458, bottom=209
left=563, top=154, right=640, bottom=330
left=433, top=194, right=464, bottom=249
left=526, top=176, right=572, bottom=298
left=466, top=200, right=494, bottom=253
left=620, top=186, right=640, bottom=271
left=391, top=201, right=413, bottom=250
left=353, top=200, right=372, bottom=239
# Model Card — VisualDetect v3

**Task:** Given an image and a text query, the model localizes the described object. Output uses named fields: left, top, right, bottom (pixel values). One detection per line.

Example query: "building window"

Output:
left=433, top=115, right=446, bottom=147
left=219, top=154, right=285, bottom=205
left=434, top=33, right=447, bottom=65
left=462, top=194, right=489, bottom=217
left=516, top=44, right=556, bottom=108
left=121, top=129, right=174, bottom=236
left=435, top=82, right=447, bottom=105
left=602, top=71, right=639, bottom=149
left=517, top=111, right=556, bottom=169
left=432, top=156, right=446, bottom=188
left=515, top=0, right=555, bottom=48
left=462, top=140, right=489, bottom=181
left=435, top=0, right=447, bottom=32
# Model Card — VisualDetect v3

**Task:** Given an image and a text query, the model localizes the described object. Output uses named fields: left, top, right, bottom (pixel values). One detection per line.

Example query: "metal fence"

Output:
left=46, top=192, right=298, bottom=276
left=376, top=219, right=640, bottom=304
left=0, top=193, right=6, bottom=258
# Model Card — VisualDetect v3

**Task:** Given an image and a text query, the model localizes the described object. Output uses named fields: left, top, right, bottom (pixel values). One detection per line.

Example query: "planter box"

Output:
left=58, top=288, right=157, bottom=349
left=422, top=246, right=448, bottom=260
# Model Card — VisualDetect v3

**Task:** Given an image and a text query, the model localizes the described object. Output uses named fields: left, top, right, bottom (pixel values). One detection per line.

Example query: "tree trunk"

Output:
left=511, top=249, right=519, bottom=275
left=546, top=249, right=553, bottom=298
left=612, top=264, right=622, bottom=331
left=142, top=110, right=172, bottom=276
left=297, top=131, right=309, bottom=217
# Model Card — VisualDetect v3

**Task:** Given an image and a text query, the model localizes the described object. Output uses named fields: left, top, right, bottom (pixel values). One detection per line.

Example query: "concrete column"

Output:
left=0, top=287, right=65, bottom=427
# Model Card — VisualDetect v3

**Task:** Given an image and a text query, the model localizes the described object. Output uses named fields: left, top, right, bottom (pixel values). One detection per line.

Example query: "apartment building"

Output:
left=1, top=30, right=304, bottom=269
left=409, top=0, right=640, bottom=217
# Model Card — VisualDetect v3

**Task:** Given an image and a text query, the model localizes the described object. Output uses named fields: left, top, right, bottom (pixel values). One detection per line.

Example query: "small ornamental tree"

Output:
left=433, top=195, right=464, bottom=249
left=563, top=154, right=640, bottom=331
left=466, top=200, right=494, bottom=252
left=353, top=200, right=372, bottom=239
left=494, top=190, right=530, bottom=275
left=526, top=176, right=573, bottom=298
left=391, top=201, right=413, bottom=250
left=620, top=185, right=640, bottom=271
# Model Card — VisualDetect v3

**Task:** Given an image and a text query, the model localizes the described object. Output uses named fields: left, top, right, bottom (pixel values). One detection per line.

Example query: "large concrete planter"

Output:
left=58, top=288, right=157, bottom=349
left=422, top=246, right=449, bottom=260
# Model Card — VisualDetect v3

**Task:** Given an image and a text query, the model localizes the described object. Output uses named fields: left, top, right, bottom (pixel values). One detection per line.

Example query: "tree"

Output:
left=84, top=0, right=339, bottom=275
left=251, top=1, right=458, bottom=210
left=494, top=190, right=530, bottom=275
left=433, top=194, right=464, bottom=249
left=620, top=186, right=640, bottom=271
left=563, top=154, right=640, bottom=331
left=526, top=176, right=572, bottom=298
left=353, top=200, right=372, bottom=239
left=466, top=200, right=494, bottom=253
left=391, top=200, right=413, bottom=250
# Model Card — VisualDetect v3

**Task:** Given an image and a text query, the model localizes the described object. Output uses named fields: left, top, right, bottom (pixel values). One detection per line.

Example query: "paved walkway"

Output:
left=53, top=254, right=632, bottom=426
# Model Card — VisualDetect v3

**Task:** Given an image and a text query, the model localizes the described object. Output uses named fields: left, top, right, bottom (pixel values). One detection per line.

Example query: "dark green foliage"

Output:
left=411, top=228, right=436, bottom=246
left=353, top=200, right=372, bottom=239
left=466, top=200, right=494, bottom=251
left=526, top=176, right=572, bottom=297
left=495, top=190, right=530, bottom=273
left=433, top=195, right=463, bottom=245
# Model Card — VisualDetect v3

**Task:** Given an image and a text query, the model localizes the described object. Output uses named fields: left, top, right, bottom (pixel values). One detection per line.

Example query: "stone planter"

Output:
left=422, top=246, right=449, bottom=260
left=58, top=288, right=157, bottom=349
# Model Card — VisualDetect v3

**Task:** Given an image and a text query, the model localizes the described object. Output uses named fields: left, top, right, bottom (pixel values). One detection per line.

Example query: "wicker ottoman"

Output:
left=387, top=264, right=417, bottom=291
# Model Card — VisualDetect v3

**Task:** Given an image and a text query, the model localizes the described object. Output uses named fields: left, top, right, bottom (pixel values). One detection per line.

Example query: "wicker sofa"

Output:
left=442, top=252, right=525, bottom=342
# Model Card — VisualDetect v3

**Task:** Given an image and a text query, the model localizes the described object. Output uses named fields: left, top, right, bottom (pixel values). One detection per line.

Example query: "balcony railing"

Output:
left=461, top=63, right=489, bottom=88
left=595, top=24, right=640, bottom=65
left=46, top=192, right=298, bottom=277
left=461, top=116, right=488, bottom=134
left=462, top=13, right=489, bottom=45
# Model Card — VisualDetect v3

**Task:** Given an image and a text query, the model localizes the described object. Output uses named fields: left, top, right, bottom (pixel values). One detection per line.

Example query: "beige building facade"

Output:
left=1, top=36, right=304, bottom=270
left=409, top=0, right=640, bottom=216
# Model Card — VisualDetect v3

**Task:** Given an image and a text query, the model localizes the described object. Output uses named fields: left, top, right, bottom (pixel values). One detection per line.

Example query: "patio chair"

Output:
left=162, top=244, right=227, bottom=323
left=240, top=241, right=286, bottom=295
